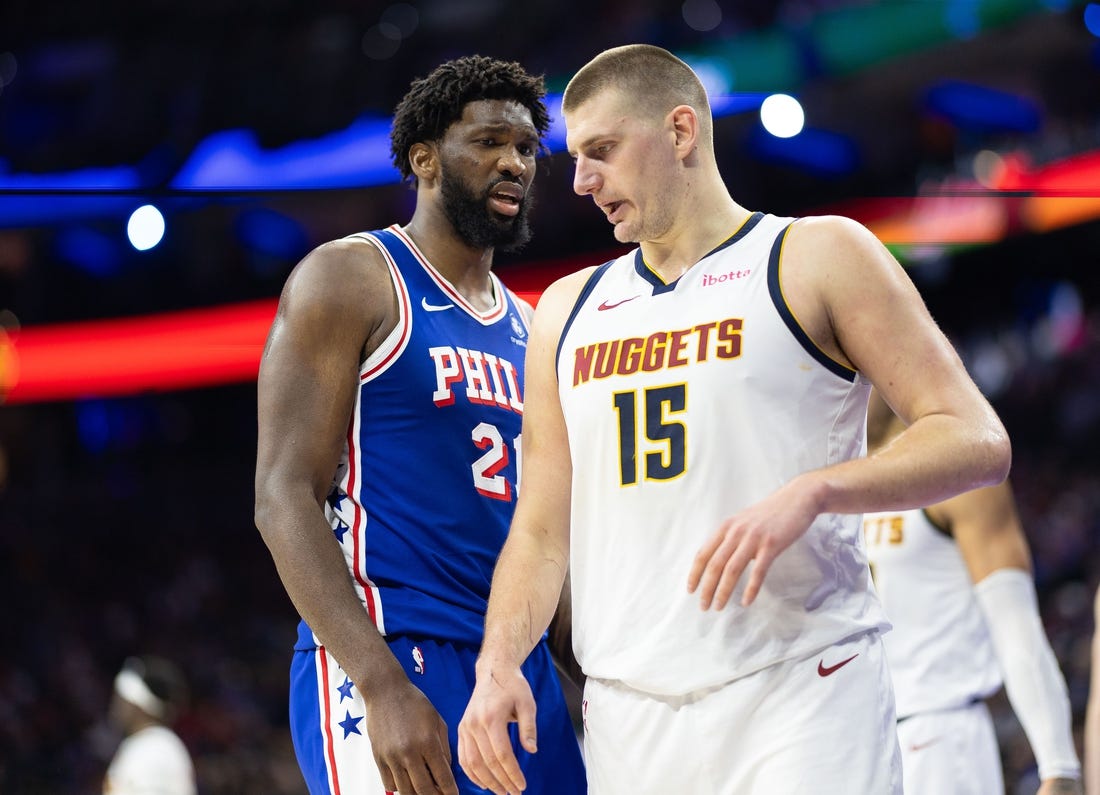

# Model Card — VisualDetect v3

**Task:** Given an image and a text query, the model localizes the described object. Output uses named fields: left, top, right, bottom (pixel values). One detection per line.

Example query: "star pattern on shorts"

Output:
left=337, top=676, right=354, bottom=702
left=338, top=710, right=363, bottom=739
left=332, top=518, right=349, bottom=542
left=327, top=489, right=347, bottom=512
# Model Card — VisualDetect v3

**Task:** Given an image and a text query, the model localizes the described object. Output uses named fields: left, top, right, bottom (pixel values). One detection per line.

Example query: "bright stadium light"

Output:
left=127, top=204, right=165, bottom=251
left=760, top=93, right=805, bottom=138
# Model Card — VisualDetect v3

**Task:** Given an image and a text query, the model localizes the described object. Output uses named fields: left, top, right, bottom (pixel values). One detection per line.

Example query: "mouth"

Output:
left=599, top=200, right=625, bottom=223
left=488, top=182, right=524, bottom=218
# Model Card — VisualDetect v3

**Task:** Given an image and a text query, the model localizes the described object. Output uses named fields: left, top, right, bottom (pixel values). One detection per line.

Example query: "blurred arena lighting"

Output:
left=382, top=3, right=420, bottom=37
left=56, top=225, right=123, bottom=276
left=973, top=149, right=1007, bottom=188
left=0, top=250, right=598, bottom=404
left=2, top=300, right=279, bottom=404
left=3, top=162, right=1097, bottom=405
left=682, top=0, right=722, bottom=32
left=1038, top=281, right=1086, bottom=356
left=759, top=93, right=805, bottom=138
left=923, top=80, right=1042, bottom=134
left=362, top=23, right=402, bottom=60
left=169, top=118, right=399, bottom=190
left=0, top=1, right=1087, bottom=211
left=945, top=0, right=983, bottom=38
left=234, top=207, right=311, bottom=266
left=748, top=125, right=858, bottom=177
left=0, top=89, right=758, bottom=203
left=0, top=51, right=17, bottom=95
left=0, top=326, right=17, bottom=400
left=1087, top=3, right=1100, bottom=36
left=0, top=163, right=140, bottom=191
left=0, top=194, right=137, bottom=227
left=994, top=149, right=1100, bottom=231
left=126, top=204, right=165, bottom=251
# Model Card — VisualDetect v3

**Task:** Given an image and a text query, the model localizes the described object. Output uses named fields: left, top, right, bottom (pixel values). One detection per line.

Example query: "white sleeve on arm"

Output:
left=974, top=567, right=1081, bottom=781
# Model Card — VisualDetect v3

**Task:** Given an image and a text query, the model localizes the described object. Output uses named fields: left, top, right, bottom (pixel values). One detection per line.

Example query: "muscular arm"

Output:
left=510, top=293, right=583, bottom=685
left=478, top=275, right=579, bottom=670
left=255, top=238, right=402, bottom=692
left=935, top=483, right=1080, bottom=791
left=690, top=216, right=1011, bottom=608
left=458, top=269, right=591, bottom=795
left=255, top=239, right=457, bottom=795
left=791, top=215, right=1011, bottom=513
left=932, top=480, right=1031, bottom=583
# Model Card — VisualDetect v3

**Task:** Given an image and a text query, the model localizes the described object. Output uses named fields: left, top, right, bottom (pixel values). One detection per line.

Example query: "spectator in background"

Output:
left=864, top=388, right=1081, bottom=795
left=103, top=655, right=195, bottom=795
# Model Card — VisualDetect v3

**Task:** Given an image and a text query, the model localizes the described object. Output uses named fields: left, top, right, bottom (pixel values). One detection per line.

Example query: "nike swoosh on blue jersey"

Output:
left=422, top=297, right=454, bottom=312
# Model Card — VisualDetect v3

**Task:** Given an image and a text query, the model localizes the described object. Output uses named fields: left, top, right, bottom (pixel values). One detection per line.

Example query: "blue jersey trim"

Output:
left=766, top=222, right=858, bottom=383
left=555, top=260, right=615, bottom=378
left=632, top=211, right=766, bottom=294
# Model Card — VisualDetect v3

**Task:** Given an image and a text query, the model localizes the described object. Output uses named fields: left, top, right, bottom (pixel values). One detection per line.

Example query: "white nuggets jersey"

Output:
left=557, top=212, right=888, bottom=696
left=863, top=508, right=1001, bottom=718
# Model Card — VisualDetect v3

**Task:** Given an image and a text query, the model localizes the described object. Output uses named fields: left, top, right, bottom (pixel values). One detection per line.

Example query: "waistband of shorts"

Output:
left=896, top=696, right=983, bottom=724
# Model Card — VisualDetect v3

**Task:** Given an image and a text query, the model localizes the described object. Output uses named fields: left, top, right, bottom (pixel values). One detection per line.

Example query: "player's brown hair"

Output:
left=562, top=44, right=713, bottom=144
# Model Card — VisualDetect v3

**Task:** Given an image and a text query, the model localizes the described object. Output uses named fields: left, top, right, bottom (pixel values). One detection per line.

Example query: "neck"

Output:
left=639, top=190, right=752, bottom=281
left=401, top=209, right=497, bottom=310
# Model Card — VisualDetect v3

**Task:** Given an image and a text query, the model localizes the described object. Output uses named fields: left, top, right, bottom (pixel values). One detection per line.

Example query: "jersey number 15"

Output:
left=613, top=384, right=687, bottom=486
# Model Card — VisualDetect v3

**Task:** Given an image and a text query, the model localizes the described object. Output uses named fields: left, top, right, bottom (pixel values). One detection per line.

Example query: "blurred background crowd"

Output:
left=2, top=0, right=1100, bottom=792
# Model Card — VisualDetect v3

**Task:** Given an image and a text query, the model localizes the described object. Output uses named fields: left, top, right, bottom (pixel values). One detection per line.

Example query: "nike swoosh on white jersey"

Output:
left=421, top=297, right=454, bottom=312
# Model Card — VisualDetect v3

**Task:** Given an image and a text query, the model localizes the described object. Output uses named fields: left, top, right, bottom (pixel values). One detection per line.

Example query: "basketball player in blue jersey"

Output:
left=459, top=44, right=1011, bottom=795
left=254, top=56, right=586, bottom=795
left=864, top=389, right=1080, bottom=795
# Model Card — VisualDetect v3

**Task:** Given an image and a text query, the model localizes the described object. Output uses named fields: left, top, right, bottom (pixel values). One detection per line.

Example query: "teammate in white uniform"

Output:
left=865, top=388, right=1080, bottom=795
left=103, top=656, right=196, bottom=795
left=458, top=44, right=1010, bottom=795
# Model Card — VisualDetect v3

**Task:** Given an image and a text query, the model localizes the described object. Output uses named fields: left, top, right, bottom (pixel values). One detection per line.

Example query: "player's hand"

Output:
left=458, top=660, right=537, bottom=795
left=364, top=679, right=458, bottom=795
left=688, top=475, right=822, bottom=608
left=1037, top=778, right=1083, bottom=795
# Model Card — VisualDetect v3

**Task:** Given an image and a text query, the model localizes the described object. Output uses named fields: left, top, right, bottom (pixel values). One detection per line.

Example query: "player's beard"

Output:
left=440, top=170, right=534, bottom=253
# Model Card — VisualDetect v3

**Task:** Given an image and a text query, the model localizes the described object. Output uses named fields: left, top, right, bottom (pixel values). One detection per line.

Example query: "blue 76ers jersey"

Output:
left=295, top=225, right=529, bottom=650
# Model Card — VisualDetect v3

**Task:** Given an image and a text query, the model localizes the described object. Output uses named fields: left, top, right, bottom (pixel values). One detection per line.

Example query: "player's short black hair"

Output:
left=390, top=55, right=550, bottom=183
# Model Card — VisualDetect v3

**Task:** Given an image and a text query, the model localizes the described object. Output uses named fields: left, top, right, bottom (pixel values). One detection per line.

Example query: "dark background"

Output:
left=2, top=1, right=1100, bottom=792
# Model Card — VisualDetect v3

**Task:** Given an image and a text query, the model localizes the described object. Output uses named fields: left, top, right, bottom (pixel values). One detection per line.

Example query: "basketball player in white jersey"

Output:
left=103, top=656, right=196, bottom=795
left=459, top=44, right=1011, bottom=795
left=864, top=388, right=1080, bottom=795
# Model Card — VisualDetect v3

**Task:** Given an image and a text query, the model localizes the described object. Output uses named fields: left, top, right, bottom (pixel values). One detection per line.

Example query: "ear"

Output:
left=408, top=142, right=439, bottom=184
left=669, top=105, right=699, bottom=160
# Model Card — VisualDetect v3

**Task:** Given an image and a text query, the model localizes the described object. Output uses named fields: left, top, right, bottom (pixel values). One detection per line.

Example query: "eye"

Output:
left=517, top=142, right=537, bottom=157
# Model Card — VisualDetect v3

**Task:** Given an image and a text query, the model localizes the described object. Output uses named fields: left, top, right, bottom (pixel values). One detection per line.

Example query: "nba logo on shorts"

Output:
left=412, top=646, right=425, bottom=675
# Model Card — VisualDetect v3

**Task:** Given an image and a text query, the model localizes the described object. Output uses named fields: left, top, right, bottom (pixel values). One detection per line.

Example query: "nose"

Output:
left=572, top=156, right=599, bottom=196
left=498, top=147, right=528, bottom=178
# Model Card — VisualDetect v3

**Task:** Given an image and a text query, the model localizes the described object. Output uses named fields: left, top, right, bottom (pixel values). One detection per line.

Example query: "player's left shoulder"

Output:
left=785, top=214, right=886, bottom=266
left=785, top=213, right=909, bottom=305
